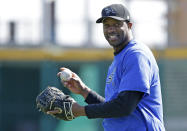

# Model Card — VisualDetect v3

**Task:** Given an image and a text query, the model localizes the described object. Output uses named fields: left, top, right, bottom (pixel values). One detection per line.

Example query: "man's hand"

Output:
left=58, top=67, right=91, bottom=99
left=36, top=86, right=75, bottom=121
left=47, top=102, right=86, bottom=118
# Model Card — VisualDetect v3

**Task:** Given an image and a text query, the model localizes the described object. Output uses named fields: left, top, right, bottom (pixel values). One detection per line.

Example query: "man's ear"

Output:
left=127, top=22, right=132, bottom=29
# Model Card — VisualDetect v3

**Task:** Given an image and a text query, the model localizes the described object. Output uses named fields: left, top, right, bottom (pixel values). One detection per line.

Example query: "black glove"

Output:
left=36, top=86, right=75, bottom=121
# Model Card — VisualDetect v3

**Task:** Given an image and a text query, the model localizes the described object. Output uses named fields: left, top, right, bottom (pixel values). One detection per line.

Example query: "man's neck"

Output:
left=113, top=38, right=132, bottom=55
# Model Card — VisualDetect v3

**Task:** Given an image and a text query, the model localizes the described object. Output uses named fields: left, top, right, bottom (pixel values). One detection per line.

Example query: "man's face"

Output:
left=103, top=18, right=130, bottom=47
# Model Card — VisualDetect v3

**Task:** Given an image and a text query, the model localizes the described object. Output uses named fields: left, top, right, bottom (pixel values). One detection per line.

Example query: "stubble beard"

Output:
left=111, top=35, right=127, bottom=48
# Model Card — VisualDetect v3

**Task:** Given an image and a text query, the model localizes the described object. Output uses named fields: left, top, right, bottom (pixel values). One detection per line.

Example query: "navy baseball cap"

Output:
left=96, top=4, right=131, bottom=23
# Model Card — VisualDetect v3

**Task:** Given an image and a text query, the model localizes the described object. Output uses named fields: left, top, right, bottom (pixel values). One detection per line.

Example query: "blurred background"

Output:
left=0, top=0, right=186, bottom=131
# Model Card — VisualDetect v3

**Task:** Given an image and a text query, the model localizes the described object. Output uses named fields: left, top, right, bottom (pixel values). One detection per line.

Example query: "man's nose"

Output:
left=108, top=26, right=116, bottom=33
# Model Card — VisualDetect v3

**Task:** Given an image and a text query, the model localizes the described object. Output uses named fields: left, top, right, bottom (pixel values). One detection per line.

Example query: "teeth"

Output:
left=109, top=34, right=117, bottom=38
left=110, top=35, right=116, bottom=38
left=108, top=34, right=118, bottom=40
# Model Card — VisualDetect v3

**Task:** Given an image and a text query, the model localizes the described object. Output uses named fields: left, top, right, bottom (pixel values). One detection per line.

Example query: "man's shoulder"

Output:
left=124, top=40, right=153, bottom=58
left=118, top=40, right=157, bottom=66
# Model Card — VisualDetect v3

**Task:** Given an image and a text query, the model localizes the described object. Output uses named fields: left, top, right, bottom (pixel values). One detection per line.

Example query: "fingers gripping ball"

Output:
left=36, top=86, right=75, bottom=121
left=60, top=68, right=72, bottom=81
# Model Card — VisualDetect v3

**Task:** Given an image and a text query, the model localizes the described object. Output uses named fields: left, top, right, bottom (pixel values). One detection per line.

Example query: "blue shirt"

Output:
left=103, top=40, right=165, bottom=131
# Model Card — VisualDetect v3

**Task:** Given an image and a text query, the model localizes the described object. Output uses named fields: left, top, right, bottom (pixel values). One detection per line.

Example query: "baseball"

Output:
left=60, top=68, right=72, bottom=81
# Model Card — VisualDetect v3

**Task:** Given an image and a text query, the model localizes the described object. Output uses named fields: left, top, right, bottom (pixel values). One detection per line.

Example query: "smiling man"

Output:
left=48, top=4, right=165, bottom=131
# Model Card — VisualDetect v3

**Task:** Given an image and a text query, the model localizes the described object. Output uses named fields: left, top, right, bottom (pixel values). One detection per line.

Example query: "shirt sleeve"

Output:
left=85, top=91, right=144, bottom=119
left=118, top=52, right=151, bottom=95
left=85, top=90, right=105, bottom=104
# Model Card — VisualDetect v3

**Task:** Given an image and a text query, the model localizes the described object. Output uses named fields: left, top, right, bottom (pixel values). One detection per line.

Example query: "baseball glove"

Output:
left=36, top=86, right=75, bottom=121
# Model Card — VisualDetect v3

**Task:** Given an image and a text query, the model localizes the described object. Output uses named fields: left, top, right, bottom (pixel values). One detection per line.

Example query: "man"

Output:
left=49, top=4, right=165, bottom=131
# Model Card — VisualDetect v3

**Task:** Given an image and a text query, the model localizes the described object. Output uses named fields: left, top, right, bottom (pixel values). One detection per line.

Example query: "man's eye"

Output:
left=103, top=24, right=107, bottom=28
left=103, top=23, right=121, bottom=28
left=104, top=25, right=109, bottom=28
left=114, top=23, right=121, bottom=27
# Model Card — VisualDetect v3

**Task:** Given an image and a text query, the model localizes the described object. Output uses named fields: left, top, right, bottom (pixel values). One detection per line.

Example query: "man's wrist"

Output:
left=80, top=86, right=91, bottom=99
left=72, top=103, right=86, bottom=117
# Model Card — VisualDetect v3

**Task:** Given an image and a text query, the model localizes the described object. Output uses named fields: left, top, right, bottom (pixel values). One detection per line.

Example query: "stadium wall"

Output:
left=0, top=48, right=186, bottom=131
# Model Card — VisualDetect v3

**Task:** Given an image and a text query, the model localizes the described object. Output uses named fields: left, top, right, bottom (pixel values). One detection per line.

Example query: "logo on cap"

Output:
left=102, top=7, right=116, bottom=17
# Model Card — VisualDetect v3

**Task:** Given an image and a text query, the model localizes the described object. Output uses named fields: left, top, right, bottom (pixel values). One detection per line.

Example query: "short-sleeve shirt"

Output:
left=103, top=40, right=165, bottom=131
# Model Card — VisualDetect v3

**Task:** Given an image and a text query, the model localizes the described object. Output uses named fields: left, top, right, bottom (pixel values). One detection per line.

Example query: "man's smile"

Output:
left=107, top=34, right=119, bottom=41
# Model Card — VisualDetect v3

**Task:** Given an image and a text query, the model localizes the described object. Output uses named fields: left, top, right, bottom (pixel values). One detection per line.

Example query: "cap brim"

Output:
left=96, top=16, right=125, bottom=23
